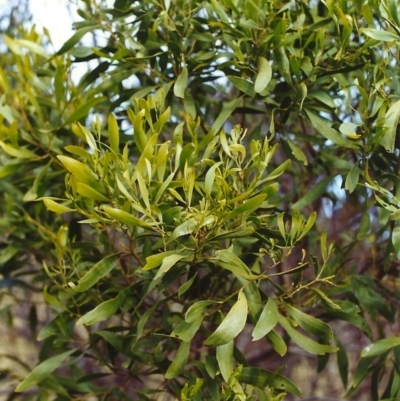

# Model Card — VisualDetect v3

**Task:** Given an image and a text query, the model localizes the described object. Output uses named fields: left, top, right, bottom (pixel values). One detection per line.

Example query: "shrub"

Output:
left=0, top=0, right=399, bottom=400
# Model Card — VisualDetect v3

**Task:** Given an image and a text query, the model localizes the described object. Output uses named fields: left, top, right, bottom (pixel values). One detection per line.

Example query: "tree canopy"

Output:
left=0, top=0, right=400, bottom=400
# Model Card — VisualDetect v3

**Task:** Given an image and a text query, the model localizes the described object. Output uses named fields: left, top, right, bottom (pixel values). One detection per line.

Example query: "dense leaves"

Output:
left=0, top=0, right=399, bottom=400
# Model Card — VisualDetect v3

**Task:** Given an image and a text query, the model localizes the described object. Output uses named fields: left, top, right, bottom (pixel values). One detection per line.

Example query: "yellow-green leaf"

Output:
left=108, top=114, right=120, bottom=153
left=174, top=67, right=188, bottom=98
left=204, top=290, right=248, bottom=346
left=255, top=57, right=272, bottom=93
left=43, top=198, right=76, bottom=214
left=101, top=205, right=155, bottom=229
left=252, top=298, right=279, bottom=341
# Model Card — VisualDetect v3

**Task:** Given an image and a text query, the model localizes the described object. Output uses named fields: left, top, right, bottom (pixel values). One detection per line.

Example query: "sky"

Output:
left=29, top=0, right=77, bottom=50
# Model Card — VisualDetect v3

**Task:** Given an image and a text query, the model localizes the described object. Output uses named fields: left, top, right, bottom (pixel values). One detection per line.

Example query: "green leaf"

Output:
left=69, top=254, right=120, bottom=292
left=225, top=194, right=267, bottom=219
left=264, top=159, right=291, bottom=181
left=239, top=367, right=301, bottom=397
left=345, top=162, right=361, bottom=193
left=228, top=76, right=255, bottom=97
left=278, top=315, right=338, bottom=355
left=274, top=47, right=292, bottom=86
left=7, top=37, right=48, bottom=58
left=178, top=273, right=198, bottom=298
left=108, top=114, right=120, bottom=153
left=185, top=300, right=217, bottom=323
left=381, top=100, right=400, bottom=152
left=174, top=67, right=188, bottom=98
left=211, top=98, right=241, bottom=134
left=207, top=227, right=255, bottom=242
left=255, top=57, right=272, bottom=94
left=101, top=205, right=156, bottom=229
left=153, top=254, right=186, bottom=281
left=204, top=162, right=222, bottom=196
left=143, top=250, right=179, bottom=270
left=216, top=341, right=234, bottom=382
left=266, top=330, right=287, bottom=356
left=292, top=176, right=334, bottom=209
left=287, top=138, right=308, bottom=165
left=76, top=290, right=129, bottom=326
left=339, top=122, right=360, bottom=139
left=76, top=182, right=109, bottom=202
left=171, top=317, right=203, bottom=342
left=214, top=249, right=256, bottom=280
left=285, top=304, right=332, bottom=341
left=252, top=298, right=279, bottom=341
left=15, top=349, right=75, bottom=392
left=57, top=155, right=100, bottom=189
left=305, top=109, right=359, bottom=149
left=165, top=341, right=190, bottom=379
left=65, top=96, right=107, bottom=125
left=0, top=140, right=36, bottom=159
left=362, top=28, right=399, bottom=41
left=57, top=26, right=97, bottom=55
left=336, top=336, right=349, bottom=388
left=43, top=199, right=76, bottom=214
left=361, top=338, right=400, bottom=358
left=308, top=90, right=335, bottom=108
left=204, top=290, right=248, bottom=346
left=311, top=288, right=341, bottom=310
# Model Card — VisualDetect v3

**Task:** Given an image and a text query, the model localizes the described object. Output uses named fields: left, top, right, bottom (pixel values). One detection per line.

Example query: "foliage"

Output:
left=0, top=0, right=400, bottom=400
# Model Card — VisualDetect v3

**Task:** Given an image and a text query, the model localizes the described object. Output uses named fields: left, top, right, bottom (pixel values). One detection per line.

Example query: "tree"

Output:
left=1, top=0, right=399, bottom=400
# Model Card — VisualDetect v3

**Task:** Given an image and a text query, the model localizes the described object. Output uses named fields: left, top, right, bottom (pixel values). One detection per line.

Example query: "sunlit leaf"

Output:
left=174, top=67, right=188, bottom=98
left=252, top=298, right=279, bottom=341
left=381, top=100, right=400, bottom=152
left=255, top=57, right=272, bottom=94
left=204, top=290, right=248, bottom=346
left=278, top=315, right=338, bottom=355
left=108, top=114, right=120, bottom=153
left=361, top=338, right=400, bottom=358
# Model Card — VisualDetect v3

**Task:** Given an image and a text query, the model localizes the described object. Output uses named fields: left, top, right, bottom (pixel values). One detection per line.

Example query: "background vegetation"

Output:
left=0, top=0, right=400, bottom=400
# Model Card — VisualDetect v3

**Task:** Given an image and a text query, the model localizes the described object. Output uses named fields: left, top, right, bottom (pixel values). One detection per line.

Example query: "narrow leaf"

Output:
left=252, top=298, right=279, bottom=341
left=361, top=338, right=400, bottom=358
left=216, top=341, right=234, bottom=382
left=76, top=290, right=129, bottom=326
left=214, top=249, right=255, bottom=280
left=204, top=290, right=247, bottom=346
left=76, top=182, right=109, bottom=202
left=101, top=205, right=155, bottom=229
left=57, top=26, right=96, bottom=55
left=292, top=176, right=334, bottom=209
left=362, top=28, right=399, bottom=41
left=305, top=109, right=359, bottom=149
left=211, top=98, right=241, bottom=134
left=285, top=304, right=332, bottom=341
left=278, top=315, right=338, bottom=355
left=70, top=254, right=119, bottom=292
left=43, top=199, right=75, bottom=214
left=108, top=114, right=119, bottom=153
left=15, top=349, right=75, bottom=392
left=239, top=367, right=301, bottom=397
left=165, top=341, right=190, bottom=379
left=381, top=100, right=400, bottom=152
left=174, top=67, right=188, bottom=98
left=255, top=57, right=272, bottom=93
left=225, top=194, right=267, bottom=219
